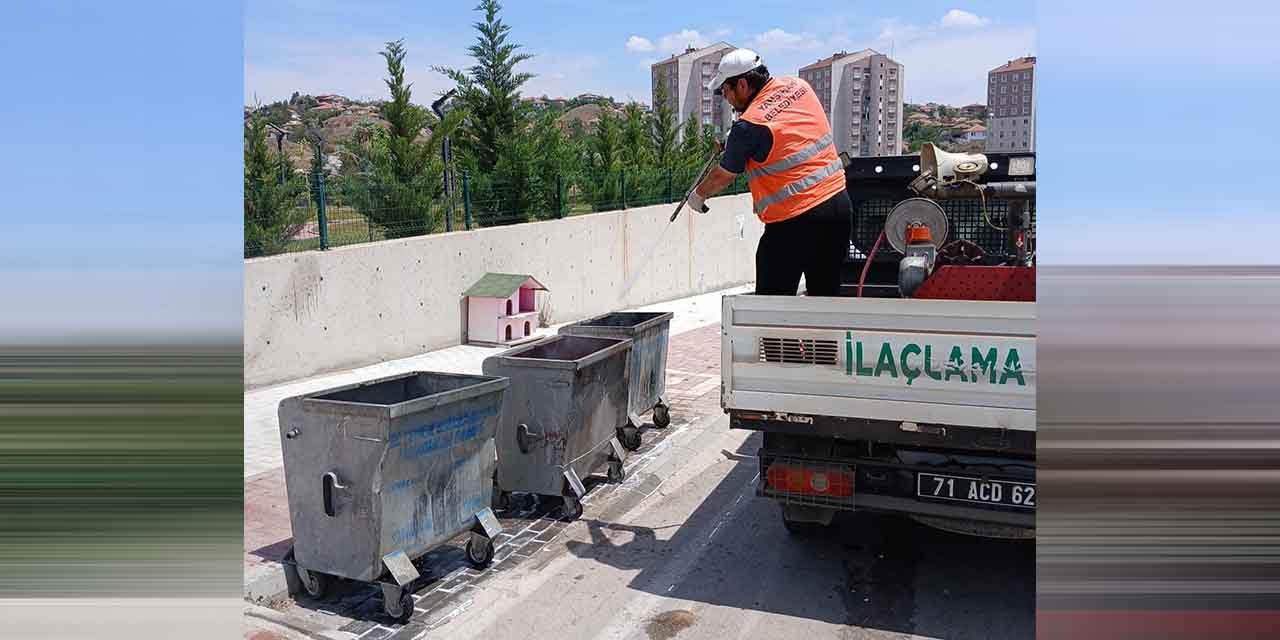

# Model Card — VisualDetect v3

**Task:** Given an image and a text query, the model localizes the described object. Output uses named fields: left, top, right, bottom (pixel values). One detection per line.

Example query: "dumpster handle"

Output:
left=516, top=423, right=542, bottom=454
left=322, top=471, right=346, bottom=517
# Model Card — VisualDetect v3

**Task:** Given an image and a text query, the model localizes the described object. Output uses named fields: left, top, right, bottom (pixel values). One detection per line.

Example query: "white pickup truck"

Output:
left=722, top=294, right=1035, bottom=537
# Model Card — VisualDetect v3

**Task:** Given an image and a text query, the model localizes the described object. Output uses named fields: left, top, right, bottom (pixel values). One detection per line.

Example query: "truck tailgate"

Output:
left=722, top=295, right=1036, bottom=431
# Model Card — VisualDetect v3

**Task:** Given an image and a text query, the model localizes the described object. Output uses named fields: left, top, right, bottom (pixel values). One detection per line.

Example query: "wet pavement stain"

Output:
left=646, top=609, right=696, bottom=640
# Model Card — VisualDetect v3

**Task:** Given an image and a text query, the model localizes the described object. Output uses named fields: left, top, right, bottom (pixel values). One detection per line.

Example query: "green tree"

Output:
left=342, top=39, right=462, bottom=238
left=527, top=110, right=574, bottom=218
left=677, top=117, right=710, bottom=170
left=620, top=102, right=651, bottom=168
left=650, top=84, right=679, bottom=169
left=433, top=0, right=534, bottom=173
left=243, top=116, right=307, bottom=257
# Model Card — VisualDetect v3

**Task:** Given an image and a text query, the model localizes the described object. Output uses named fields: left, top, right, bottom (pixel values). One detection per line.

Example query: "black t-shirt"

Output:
left=720, top=118, right=773, bottom=174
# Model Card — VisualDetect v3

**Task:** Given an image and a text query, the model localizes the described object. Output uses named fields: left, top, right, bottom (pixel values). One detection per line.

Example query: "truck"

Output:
left=722, top=146, right=1036, bottom=538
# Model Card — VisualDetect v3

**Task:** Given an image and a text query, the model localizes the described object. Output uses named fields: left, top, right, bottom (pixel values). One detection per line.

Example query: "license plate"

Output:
left=917, top=473, right=1035, bottom=509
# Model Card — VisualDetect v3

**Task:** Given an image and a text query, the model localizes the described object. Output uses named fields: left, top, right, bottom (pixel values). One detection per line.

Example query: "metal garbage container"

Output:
left=277, top=371, right=508, bottom=622
left=559, top=311, right=674, bottom=450
left=483, top=335, right=632, bottom=520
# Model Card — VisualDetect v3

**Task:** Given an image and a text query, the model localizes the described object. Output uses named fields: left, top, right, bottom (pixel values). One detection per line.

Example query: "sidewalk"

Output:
left=243, top=286, right=747, bottom=622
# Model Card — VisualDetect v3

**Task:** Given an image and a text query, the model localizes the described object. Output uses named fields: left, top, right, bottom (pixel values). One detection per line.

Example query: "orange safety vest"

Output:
left=738, top=76, right=846, bottom=224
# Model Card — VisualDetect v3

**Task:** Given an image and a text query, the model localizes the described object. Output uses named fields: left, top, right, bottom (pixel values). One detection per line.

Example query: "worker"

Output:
left=687, top=49, right=852, bottom=296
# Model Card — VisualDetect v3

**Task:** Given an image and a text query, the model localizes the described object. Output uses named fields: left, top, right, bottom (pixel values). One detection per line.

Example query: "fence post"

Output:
left=313, top=169, right=330, bottom=250
left=555, top=174, right=565, bottom=218
left=620, top=169, right=627, bottom=209
left=462, top=170, right=473, bottom=230
left=444, top=193, right=453, bottom=232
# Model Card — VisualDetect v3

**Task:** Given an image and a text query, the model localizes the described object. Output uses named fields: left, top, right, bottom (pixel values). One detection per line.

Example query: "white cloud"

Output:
left=751, top=28, right=823, bottom=53
left=713, top=27, right=733, bottom=38
left=658, top=29, right=710, bottom=53
left=867, top=22, right=1036, bottom=105
left=625, top=35, right=655, bottom=53
left=941, top=9, right=990, bottom=29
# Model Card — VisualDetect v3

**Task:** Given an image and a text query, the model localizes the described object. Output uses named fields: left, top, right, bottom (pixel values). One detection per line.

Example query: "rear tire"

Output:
left=780, top=504, right=832, bottom=537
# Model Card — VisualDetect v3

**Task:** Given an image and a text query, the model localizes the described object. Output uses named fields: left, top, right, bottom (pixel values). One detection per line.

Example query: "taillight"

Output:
left=765, top=463, right=853, bottom=497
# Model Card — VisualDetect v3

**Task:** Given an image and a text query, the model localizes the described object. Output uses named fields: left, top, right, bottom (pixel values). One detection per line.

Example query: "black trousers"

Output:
left=755, top=189, right=853, bottom=296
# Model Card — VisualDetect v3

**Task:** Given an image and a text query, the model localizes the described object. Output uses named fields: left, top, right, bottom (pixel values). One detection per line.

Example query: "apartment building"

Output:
left=798, top=48, right=904, bottom=157
left=650, top=42, right=737, bottom=140
left=985, top=56, right=1036, bottom=152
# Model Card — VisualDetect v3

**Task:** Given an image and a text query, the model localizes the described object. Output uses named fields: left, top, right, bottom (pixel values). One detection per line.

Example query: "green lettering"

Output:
left=845, top=332, right=853, bottom=376
left=924, top=345, right=942, bottom=380
left=874, top=343, right=898, bottom=378
left=1000, top=348, right=1026, bottom=386
left=855, top=341, right=874, bottom=376
left=945, top=346, right=968, bottom=382
left=972, top=347, right=999, bottom=384
left=900, top=344, right=922, bottom=386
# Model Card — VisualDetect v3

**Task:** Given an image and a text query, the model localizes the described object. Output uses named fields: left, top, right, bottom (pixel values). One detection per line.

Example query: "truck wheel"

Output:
left=652, top=403, right=671, bottom=428
left=780, top=505, right=831, bottom=536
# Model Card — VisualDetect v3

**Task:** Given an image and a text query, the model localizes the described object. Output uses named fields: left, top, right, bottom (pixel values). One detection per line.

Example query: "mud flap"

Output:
left=473, top=507, right=503, bottom=539
left=563, top=467, right=586, bottom=498
left=381, top=549, right=421, bottom=587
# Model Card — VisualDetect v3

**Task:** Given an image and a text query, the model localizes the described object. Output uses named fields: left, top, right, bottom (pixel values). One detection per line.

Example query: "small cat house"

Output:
left=464, top=273, right=547, bottom=345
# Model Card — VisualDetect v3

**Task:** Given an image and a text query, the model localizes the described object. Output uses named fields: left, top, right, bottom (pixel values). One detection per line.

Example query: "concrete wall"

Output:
left=244, top=193, right=763, bottom=388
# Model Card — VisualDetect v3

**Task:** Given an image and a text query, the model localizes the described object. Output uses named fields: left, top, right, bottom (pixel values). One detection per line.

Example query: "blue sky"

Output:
left=1, top=2, right=1277, bottom=340
left=0, top=2, right=243, bottom=340
left=245, top=1, right=1035, bottom=106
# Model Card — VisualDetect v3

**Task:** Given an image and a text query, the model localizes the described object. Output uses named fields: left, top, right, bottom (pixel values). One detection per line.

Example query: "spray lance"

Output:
left=670, top=114, right=735, bottom=223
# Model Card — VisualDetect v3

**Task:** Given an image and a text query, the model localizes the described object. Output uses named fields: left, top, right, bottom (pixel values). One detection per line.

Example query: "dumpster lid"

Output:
left=571, top=311, right=674, bottom=334
left=298, top=371, right=509, bottom=418
left=488, top=335, right=630, bottom=371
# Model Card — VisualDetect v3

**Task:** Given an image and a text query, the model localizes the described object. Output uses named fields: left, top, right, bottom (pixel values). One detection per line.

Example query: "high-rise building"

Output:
left=798, top=49, right=904, bottom=158
left=650, top=42, right=736, bottom=140
left=985, top=56, right=1036, bottom=152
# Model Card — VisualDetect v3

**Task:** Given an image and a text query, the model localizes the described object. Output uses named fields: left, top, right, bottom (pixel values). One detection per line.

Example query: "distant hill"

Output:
left=900, top=102, right=990, bottom=153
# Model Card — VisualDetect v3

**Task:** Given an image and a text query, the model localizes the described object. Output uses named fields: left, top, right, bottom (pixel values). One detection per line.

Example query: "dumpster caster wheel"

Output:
left=653, top=403, right=671, bottom=428
left=383, top=588, right=414, bottom=623
left=620, top=425, right=642, bottom=451
left=466, top=534, right=495, bottom=568
left=562, top=497, right=583, bottom=521
left=296, top=565, right=330, bottom=599
left=607, top=459, right=626, bottom=484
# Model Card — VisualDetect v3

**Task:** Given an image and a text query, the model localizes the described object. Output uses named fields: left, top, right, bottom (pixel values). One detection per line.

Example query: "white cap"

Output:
left=707, top=48, right=764, bottom=93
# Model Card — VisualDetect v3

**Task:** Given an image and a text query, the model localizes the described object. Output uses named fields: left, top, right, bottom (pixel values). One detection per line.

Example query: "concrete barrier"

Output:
left=244, top=193, right=763, bottom=388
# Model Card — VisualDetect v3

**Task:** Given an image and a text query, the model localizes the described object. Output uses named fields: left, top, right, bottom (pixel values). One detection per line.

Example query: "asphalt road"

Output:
left=430, top=414, right=1034, bottom=640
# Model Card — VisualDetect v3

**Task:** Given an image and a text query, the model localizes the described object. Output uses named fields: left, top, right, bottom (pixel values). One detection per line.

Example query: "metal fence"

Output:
left=245, top=166, right=751, bottom=258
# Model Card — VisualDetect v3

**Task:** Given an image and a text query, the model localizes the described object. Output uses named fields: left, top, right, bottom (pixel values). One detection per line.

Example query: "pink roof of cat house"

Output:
left=464, top=273, right=547, bottom=346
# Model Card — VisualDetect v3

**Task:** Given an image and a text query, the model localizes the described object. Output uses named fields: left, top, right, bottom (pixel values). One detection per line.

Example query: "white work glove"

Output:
left=688, top=190, right=710, bottom=214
